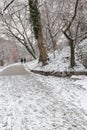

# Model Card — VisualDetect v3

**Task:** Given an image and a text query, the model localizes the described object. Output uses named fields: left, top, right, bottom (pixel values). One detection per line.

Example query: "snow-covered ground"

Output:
left=26, top=47, right=86, bottom=72
left=0, top=46, right=87, bottom=130
left=0, top=71, right=87, bottom=130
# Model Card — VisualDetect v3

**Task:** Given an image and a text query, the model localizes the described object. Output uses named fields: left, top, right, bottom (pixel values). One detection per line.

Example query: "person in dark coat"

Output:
left=21, top=58, right=23, bottom=63
left=24, top=58, right=26, bottom=63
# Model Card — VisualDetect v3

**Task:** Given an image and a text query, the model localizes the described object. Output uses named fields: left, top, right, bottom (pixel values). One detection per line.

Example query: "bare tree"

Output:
left=0, top=0, right=87, bottom=68
left=41, top=0, right=62, bottom=52
left=0, top=1, right=36, bottom=59
left=60, top=0, right=79, bottom=68
left=41, top=0, right=87, bottom=67
left=61, top=0, right=87, bottom=68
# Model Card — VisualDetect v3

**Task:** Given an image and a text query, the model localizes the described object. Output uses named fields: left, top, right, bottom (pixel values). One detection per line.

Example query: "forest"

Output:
left=0, top=0, right=87, bottom=69
left=0, top=1, right=87, bottom=130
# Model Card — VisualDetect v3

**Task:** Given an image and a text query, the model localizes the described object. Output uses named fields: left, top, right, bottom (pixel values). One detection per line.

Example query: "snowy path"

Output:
left=0, top=63, right=29, bottom=76
left=0, top=72, right=87, bottom=130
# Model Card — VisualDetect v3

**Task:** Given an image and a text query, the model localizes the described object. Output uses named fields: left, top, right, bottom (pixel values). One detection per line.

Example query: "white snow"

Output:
left=0, top=46, right=87, bottom=129
left=72, top=75, right=87, bottom=111
left=0, top=73, right=87, bottom=130
left=27, top=47, right=86, bottom=72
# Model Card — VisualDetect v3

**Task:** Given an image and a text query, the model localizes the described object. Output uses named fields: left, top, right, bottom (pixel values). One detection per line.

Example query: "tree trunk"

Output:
left=28, top=0, right=48, bottom=65
left=70, top=40, right=75, bottom=68
left=37, top=30, right=48, bottom=65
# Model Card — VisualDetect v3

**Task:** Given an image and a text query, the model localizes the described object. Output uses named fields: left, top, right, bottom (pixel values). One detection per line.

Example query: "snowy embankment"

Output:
left=26, top=47, right=87, bottom=77
left=0, top=71, right=87, bottom=130
left=26, top=47, right=86, bottom=72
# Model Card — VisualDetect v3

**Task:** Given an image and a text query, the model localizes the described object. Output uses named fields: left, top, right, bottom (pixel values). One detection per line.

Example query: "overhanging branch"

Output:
left=65, top=0, right=79, bottom=32
left=3, top=0, right=15, bottom=11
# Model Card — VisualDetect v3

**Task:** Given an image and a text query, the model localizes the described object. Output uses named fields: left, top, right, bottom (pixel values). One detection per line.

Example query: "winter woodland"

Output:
left=0, top=0, right=87, bottom=130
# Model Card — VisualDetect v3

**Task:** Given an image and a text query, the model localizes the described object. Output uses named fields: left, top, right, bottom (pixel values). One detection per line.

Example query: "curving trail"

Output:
left=0, top=63, right=29, bottom=76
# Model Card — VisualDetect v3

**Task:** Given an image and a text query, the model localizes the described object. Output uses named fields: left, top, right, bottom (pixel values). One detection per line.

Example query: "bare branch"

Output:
left=3, top=0, right=15, bottom=11
left=64, top=0, right=79, bottom=32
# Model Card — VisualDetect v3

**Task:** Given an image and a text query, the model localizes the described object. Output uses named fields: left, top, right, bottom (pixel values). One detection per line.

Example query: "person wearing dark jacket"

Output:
left=20, top=58, right=23, bottom=63
left=24, top=58, right=26, bottom=63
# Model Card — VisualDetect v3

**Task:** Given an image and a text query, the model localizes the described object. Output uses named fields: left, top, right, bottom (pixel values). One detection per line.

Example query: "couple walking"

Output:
left=21, top=58, right=26, bottom=63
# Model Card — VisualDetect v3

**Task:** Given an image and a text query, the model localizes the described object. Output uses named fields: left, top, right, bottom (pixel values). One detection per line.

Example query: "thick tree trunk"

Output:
left=70, top=40, right=75, bottom=68
left=28, top=0, right=48, bottom=65
left=37, top=30, right=48, bottom=65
